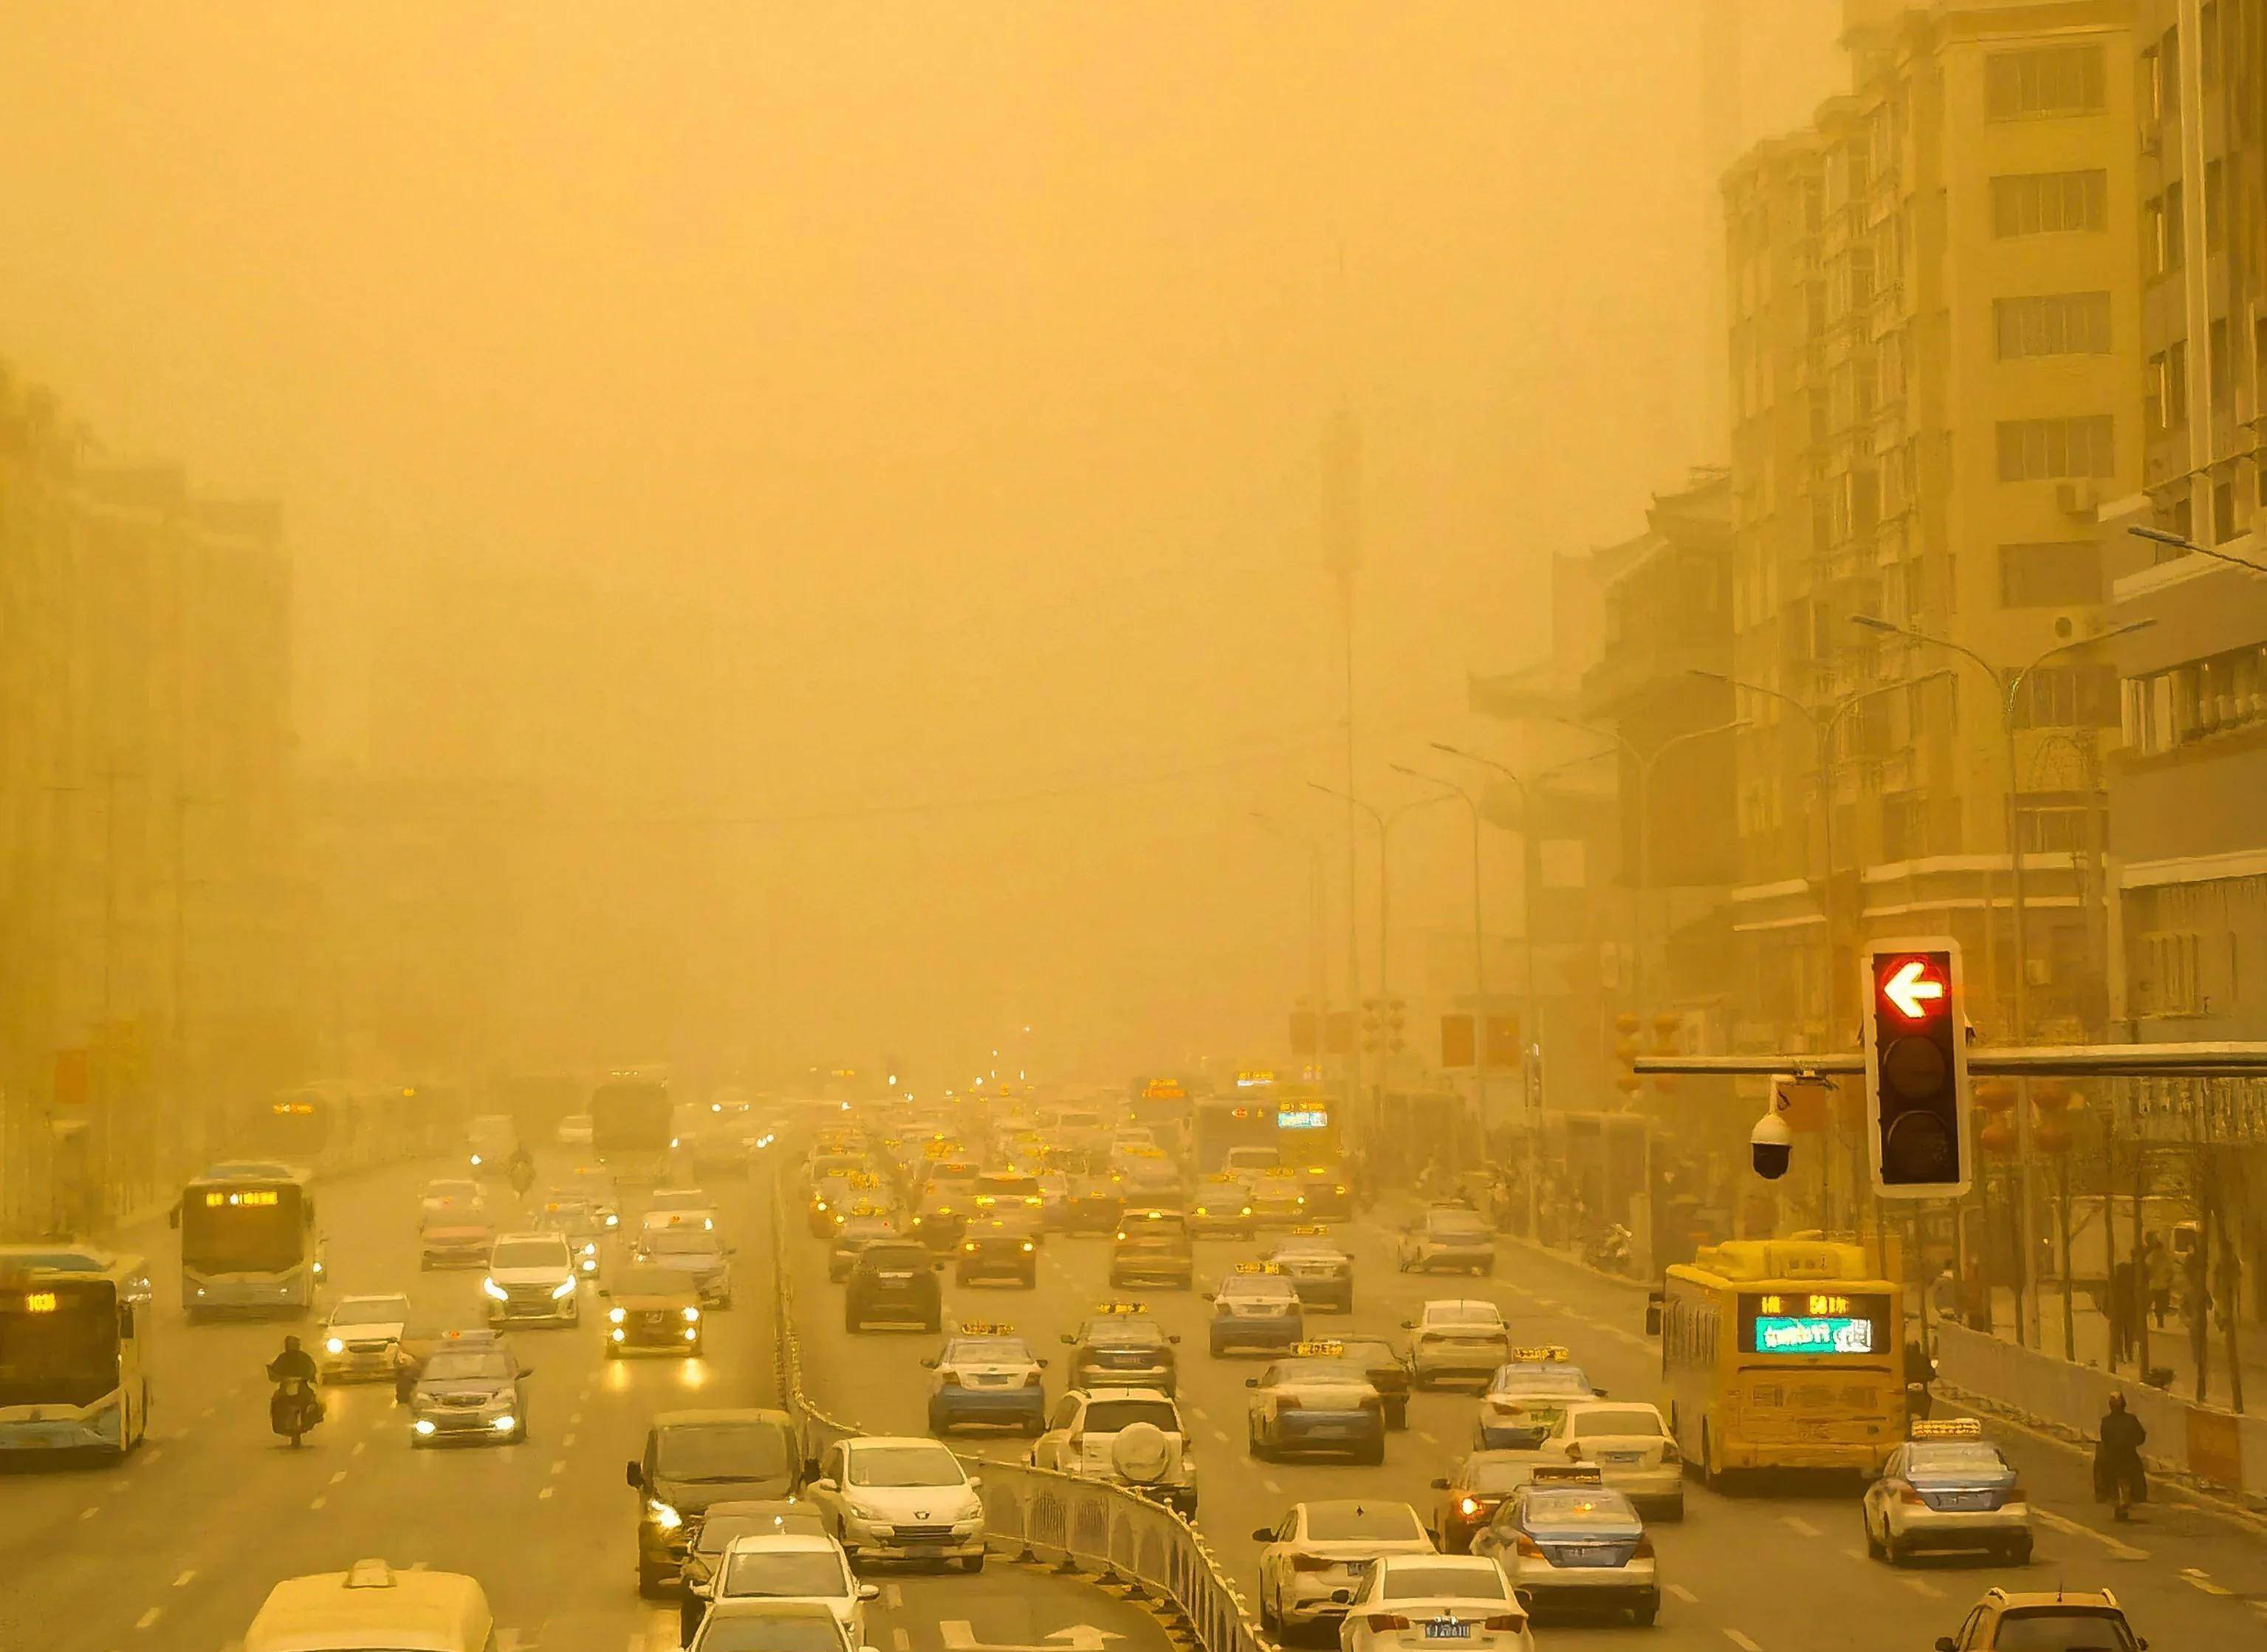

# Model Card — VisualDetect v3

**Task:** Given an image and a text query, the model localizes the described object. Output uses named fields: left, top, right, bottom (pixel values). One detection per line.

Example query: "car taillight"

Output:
left=939, top=1371, right=962, bottom=1386
left=1633, top=1535, right=1655, bottom=1558
left=1514, top=1534, right=1542, bottom=1557
left=1023, top=1370, right=1043, bottom=1386
left=2004, top=1484, right=2025, bottom=1503
left=1481, top=1617, right=1526, bottom=1632
left=1896, top=1481, right=1925, bottom=1505
left=1457, top=1496, right=1481, bottom=1517
left=1365, top=1616, right=1410, bottom=1633
left=1289, top=1553, right=1334, bottom=1572
left=1659, top=1440, right=1681, bottom=1464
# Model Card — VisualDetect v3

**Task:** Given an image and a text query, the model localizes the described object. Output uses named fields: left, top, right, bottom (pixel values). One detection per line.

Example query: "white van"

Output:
left=244, top=1559, right=495, bottom=1652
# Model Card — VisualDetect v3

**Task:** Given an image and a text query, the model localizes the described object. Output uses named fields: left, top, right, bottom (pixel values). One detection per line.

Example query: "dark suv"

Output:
left=956, top=1218, right=1037, bottom=1288
left=844, top=1241, right=943, bottom=1332
left=1109, top=1207, right=1193, bottom=1290
left=625, top=1408, right=799, bottom=1596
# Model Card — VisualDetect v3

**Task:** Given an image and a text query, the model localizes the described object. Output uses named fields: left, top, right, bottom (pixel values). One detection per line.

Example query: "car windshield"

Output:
left=1426, top=1305, right=1501, bottom=1327
left=1084, top=1321, right=1164, bottom=1346
left=652, top=1189, right=708, bottom=1207
left=861, top=1247, right=930, bottom=1271
left=644, top=1229, right=720, bottom=1256
left=491, top=1240, right=568, bottom=1269
left=1220, top=1276, right=1291, bottom=1300
left=1907, top=1444, right=2012, bottom=1477
left=1305, top=1502, right=1424, bottom=1542
left=696, top=1512, right=828, bottom=1553
left=1338, top=1339, right=1399, bottom=1364
left=1458, top=1458, right=1533, bottom=1492
left=422, top=1351, right=514, bottom=1382
left=846, top=1443, right=963, bottom=1487
left=946, top=1337, right=1029, bottom=1363
left=1380, top=1565, right=1509, bottom=1601
left=720, top=1551, right=849, bottom=1598
left=1568, top=1408, right=1664, bottom=1438
left=1277, top=1360, right=1369, bottom=1385
left=613, top=1267, right=688, bottom=1297
left=696, top=1609, right=850, bottom=1652
left=1992, top=1611, right=2137, bottom=1652
left=1523, top=1490, right=1639, bottom=1529
left=1427, top=1213, right=1486, bottom=1236
left=334, top=1296, right=410, bottom=1325
left=655, top=1422, right=792, bottom=1481
left=1081, top=1399, right=1179, bottom=1432
left=1488, top=1365, right=1589, bottom=1394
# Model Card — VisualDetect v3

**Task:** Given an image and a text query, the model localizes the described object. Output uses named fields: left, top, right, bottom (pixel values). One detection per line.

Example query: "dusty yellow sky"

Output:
left=0, top=3, right=1837, bottom=1077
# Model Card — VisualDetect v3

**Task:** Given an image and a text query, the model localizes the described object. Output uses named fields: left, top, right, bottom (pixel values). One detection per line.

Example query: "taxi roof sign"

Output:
left=1291, top=1224, right=1331, bottom=1236
left=1508, top=1345, right=1571, bottom=1364
left=1232, top=1261, right=1284, bottom=1275
left=1095, top=1301, right=1148, bottom=1315
left=955, top=1321, right=1016, bottom=1336
left=1528, top=1464, right=1605, bottom=1485
left=1908, top=1416, right=1986, bottom=1440
left=1292, top=1340, right=1345, bottom=1357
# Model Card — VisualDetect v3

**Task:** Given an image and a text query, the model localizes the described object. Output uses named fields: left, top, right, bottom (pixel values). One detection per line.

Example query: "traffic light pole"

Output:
left=1636, top=1044, right=2267, bottom=1078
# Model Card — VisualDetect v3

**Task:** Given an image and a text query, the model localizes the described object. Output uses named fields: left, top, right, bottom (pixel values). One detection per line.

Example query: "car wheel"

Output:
left=1884, top=1532, right=1907, bottom=1566
left=1357, top=1436, right=1385, bottom=1466
left=1632, top=1602, right=1659, bottom=1628
left=1863, top=1509, right=1884, bottom=1560
left=1260, top=1588, right=1279, bottom=1633
left=845, top=1310, right=862, bottom=1333
left=961, top=1554, right=985, bottom=1574
left=637, top=1558, right=672, bottom=1598
left=2006, top=1540, right=2033, bottom=1566
left=1386, top=1399, right=1407, bottom=1430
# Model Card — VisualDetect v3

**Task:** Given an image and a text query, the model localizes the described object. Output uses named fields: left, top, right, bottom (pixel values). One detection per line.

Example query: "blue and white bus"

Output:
left=0, top=1247, right=153, bottom=1461
left=174, top=1167, right=324, bottom=1317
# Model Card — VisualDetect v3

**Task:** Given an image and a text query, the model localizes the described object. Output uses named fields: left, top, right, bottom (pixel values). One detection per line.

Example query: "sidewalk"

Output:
left=1965, top=1285, right=2267, bottom=1417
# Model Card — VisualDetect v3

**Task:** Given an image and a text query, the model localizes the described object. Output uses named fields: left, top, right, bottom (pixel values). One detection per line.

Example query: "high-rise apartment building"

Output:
left=1723, top=0, right=2142, bottom=1052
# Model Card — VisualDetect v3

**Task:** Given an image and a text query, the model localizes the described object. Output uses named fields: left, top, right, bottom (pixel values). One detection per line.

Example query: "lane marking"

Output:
left=329, top=1470, right=349, bottom=1484
left=142, top=1447, right=163, bottom=1465
left=174, top=1569, right=196, bottom=1588
left=571, top=1411, right=583, bottom=1426
left=941, top=1622, right=974, bottom=1648
left=310, top=1495, right=327, bottom=1510
left=539, top=1486, right=555, bottom=1500
left=1665, top=1583, right=1699, bottom=1604
left=1901, top=1578, right=1945, bottom=1598
left=2180, top=1567, right=2233, bottom=1597
left=884, top=1585, right=903, bottom=1609
left=137, top=1608, right=162, bottom=1631
left=563, top=1433, right=577, bottom=1447
left=1839, top=1548, right=1867, bottom=1565
left=1779, top=1515, right=1821, bottom=1538
left=351, top=1441, right=367, bottom=1458
left=550, top=1459, right=568, bottom=1476
left=1724, top=1633, right=1762, bottom=1652
left=199, top=1405, right=216, bottom=1420
left=1213, top=1429, right=1232, bottom=1445
left=80, top=1506, right=100, bottom=1521
left=2034, top=1508, right=2149, bottom=1560
left=1414, top=1429, right=1438, bottom=1445
left=1263, top=1476, right=1283, bottom=1492
left=891, top=1634, right=911, bottom=1652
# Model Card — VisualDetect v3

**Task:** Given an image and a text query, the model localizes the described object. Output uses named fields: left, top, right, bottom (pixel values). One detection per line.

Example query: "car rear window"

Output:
left=1304, top=1501, right=1424, bottom=1542
left=1487, top=1365, right=1590, bottom=1395
left=1380, top=1565, right=1508, bottom=1601
left=697, top=1611, right=848, bottom=1652
left=861, top=1246, right=930, bottom=1270
left=1991, top=1609, right=2136, bottom=1652
left=1567, top=1408, right=1664, bottom=1438
left=1081, top=1399, right=1179, bottom=1433
left=1084, top=1320, right=1165, bottom=1346
left=720, top=1550, right=850, bottom=1599
left=1523, top=1489, right=1639, bottom=1529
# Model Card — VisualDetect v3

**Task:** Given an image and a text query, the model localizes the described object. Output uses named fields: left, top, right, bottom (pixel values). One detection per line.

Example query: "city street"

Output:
left=1, top=1154, right=1170, bottom=1652
left=786, top=1198, right=2267, bottom=1651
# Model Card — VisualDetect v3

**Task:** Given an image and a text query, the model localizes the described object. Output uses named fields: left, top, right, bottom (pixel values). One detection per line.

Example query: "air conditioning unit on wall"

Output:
left=2055, top=481, right=2102, bottom=517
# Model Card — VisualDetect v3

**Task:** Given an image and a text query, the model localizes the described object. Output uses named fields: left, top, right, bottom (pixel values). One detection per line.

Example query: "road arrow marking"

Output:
left=1043, top=1630, right=1125, bottom=1651
left=1883, top=960, right=1944, bottom=1018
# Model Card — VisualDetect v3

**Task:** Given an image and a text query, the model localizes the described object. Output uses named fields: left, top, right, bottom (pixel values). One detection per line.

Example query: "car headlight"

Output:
left=551, top=1278, right=577, bottom=1300
left=325, top=1337, right=345, bottom=1354
left=491, top=1414, right=517, bottom=1432
left=470, top=1154, right=483, bottom=1167
left=414, top=1419, right=436, bottom=1435
left=647, top=1498, right=683, bottom=1531
left=609, top=1306, right=628, bottom=1324
left=605, top=1213, right=619, bottom=1227
left=580, top=1241, right=597, bottom=1255
left=610, top=1327, right=625, bottom=1341
left=682, top=1306, right=702, bottom=1323
left=481, top=1277, right=510, bottom=1301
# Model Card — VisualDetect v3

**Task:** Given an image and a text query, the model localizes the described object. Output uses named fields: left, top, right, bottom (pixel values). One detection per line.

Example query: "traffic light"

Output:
left=1862, top=939, right=1970, bottom=1199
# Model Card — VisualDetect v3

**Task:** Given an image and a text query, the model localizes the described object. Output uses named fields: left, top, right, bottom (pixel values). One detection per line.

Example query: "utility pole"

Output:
left=1323, top=411, right=1362, bottom=1110
left=1389, top=764, right=1489, bottom=1137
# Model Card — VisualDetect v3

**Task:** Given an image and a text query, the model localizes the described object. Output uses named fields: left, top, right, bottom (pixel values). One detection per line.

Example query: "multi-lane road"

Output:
left=786, top=1189, right=2267, bottom=1651
left=1, top=1151, right=1171, bottom=1652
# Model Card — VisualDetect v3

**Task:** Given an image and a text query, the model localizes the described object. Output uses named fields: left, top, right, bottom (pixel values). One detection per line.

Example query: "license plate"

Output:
left=1424, top=1625, right=1469, bottom=1640
left=1938, top=1492, right=1992, bottom=1511
left=1344, top=1561, right=1373, bottom=1576
left=1602, top=1450, right=1642, bottom=1464
left=880, top=1271, right=913, bottom=1281
left=1308, top=1425, right=1352, bottom=1439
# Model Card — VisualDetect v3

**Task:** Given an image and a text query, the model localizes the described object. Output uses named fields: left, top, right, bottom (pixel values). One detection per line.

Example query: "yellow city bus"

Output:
left=1656, top=1238, right=1901, bottom=1485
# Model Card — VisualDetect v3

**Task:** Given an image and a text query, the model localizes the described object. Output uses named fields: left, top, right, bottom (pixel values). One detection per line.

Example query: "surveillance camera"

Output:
left=1750, top=1109, right=1794, bottom=1181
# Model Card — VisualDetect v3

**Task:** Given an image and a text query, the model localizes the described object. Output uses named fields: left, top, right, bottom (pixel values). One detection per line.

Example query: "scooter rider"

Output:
left=267, top=1335, right=322, bottom=1435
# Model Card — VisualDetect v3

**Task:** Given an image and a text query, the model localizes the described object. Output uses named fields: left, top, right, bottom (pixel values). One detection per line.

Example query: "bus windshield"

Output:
left=180, top=1185, right=306, bottom=1272
left=0, top=1282, right=120, bottom=1408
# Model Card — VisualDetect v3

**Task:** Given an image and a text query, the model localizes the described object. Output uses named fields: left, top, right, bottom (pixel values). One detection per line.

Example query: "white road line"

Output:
left=940, top=1622, right=974, bottom=1649
left=80, top=1506, right=100, bottom=1521
left=2034, top=1508, right=2148, bottom=1560
left=2180, top=1567, right=2233, bottom=1597
left=310, top=1495, right=327, bottom=1510
left=142, top=1447, right=162, bottom=1464
left=173, top=1569, right=196, bottom=1588
left=1263, top=1476, right=1283, bottom=1492
left=199, top=1405, right=216, bottom=1420
left=883, top=1585, right=903, bottom=1609
left=329, top=1470, right=349, bottom=1484
left=1213, top=1428, right=1232, bottom=1444
left=1415, top=1429, right=1438, bottom=1445
left=891, top=1634, right=911, bottom=1652
left=1779, top=1515, right=1821, bottom=1538
left=351, top=1441, right=367, bottom=1457
left=1724, top=1632, right=1762, bottom=1652
left=1665, top=1583, right=1700, bottom=1604
left=1901, top=1578, right=1945, bottom=1598
left=571, top=1411, right=583, bottom=1426
left=1839, top=1548, right=1867, bottom=1565
left=539, top=1486, right=555, bottom=1500
left=550, top=1459, right=568, bottom=1476
left=136, top=1608, right=162, bottom=1631
left=563, top=1433, right=577, bottom=1447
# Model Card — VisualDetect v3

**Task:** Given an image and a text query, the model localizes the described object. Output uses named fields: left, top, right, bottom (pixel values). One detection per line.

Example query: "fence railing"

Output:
left=767, top=1167, right=1272, bottom=1652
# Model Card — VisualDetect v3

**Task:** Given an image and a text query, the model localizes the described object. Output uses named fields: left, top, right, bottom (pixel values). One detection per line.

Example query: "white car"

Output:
left=1254, top=1499, right=1436, bottom=1636
left=925, top=1327, right=1047, bottom=1436
left=555, top=1114, right=594, bottom=1148
left=482, top=1232, right=580, bottom=1326
left=1469, top=1466, right=1656, bottom=1625
left=1403, top=1300, right=1513, bottom=1390
left=688, top=1599, right=859, bottom=1652
left=806, top=1436, right=987, bottom=1571
left=707, top=1532, right=878, bottom=1644
left=1245, top=1353, right=1385, bottom=1463
left=1337, top=1553, right=1534, bottom=1652
left=1473, top=1349, right=1602, bottom=1450
left=1540, top=1401, right=1683, bottom=1520
left=417, top=1179, right=487, bottom=1230
left=645, top=1188, right=719, bottom=1230
left=1396, top=1207, right=1497, bottom=1275
left=1029, top=1387, right=1197, bottom=1517
left=319, top=1293, right=410, bottom=1381
left=1861, top=1421, right=2032, bottom=1566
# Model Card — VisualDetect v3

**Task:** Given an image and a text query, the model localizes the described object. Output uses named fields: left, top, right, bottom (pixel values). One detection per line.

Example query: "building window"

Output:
left=1985, top=45, right=2107, bottom=119
left=2015, top=665, right=2119, bottom=729
left=2167, top=340, right=2189, bottom=425
left=2145, top=352, right=2168, bottom=433
left=2015, top=800, right=2098, bottom=854
left=1997, top=541, right=2105, bottom=607
left=1990, top=170, right=2108, bottom=236
left=2122, top=643, right=2267, bottom=754
left=2165, top=181, right=2185, bottom=272
left=2203, top=160, right=2224, bottom=254
left=2158, top=27, right=2181, bottom=126
left=2144, top=196, right=2169, bottom=275
left=2215, top=480, right=2237, bottom=544
left=2139, top=931, right=2202, bottom=1015
left=1882, top=795, right=1929, bottom=862
left=1996, top=416, right=2116, bottom=481
left=1995, top=292, right=2113, bottom=358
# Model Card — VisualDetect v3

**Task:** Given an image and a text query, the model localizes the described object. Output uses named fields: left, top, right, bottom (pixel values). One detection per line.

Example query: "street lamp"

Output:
left=1251, top=812, right=1330, bottom=1064
left=2125, top=523, right=2267, bottom=575
left=1306, top=783, right=1450, bottom=1009
left=1545, top=717, right=1749, bottom=1011
left=1851, top=613, right=2156, bottom=1350
left=1386, top=763, right=1489, bottom=1133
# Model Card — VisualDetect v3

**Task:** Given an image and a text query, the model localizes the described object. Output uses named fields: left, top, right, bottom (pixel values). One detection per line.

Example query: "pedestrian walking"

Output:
left=2093, top=1393, right=2147, bottom=1519
left=2109, top=1257, right=2138, bottom=1364
left=1930, top=1261, right=1959, bottom=1324
left=2143, top=1235, right=2174, bottom=1329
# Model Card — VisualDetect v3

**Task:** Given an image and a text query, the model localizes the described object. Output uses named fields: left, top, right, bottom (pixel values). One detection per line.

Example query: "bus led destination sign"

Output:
left=1738, top=1290, right=1887, bottom=1357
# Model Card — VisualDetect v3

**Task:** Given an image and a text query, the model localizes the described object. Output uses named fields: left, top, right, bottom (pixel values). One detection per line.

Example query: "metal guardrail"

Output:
left=767, top=1165, right=1272, bottom=1652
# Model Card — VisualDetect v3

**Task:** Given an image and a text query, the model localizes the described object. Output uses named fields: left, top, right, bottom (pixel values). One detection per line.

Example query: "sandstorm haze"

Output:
left=0, top=2, right=1836, bottom=1080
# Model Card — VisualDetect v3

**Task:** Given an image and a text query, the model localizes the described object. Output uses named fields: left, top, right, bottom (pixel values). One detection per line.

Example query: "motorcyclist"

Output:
left=507, top=1144, right=536, bottom=1199
left=2094, top=1391, right=2147, bottom=1518
left=1902, top=1337, right=1937, bottom=1422
left=266, top=1334, right=318, bottom=1387
left=267, top=1335, right=322, bottom=1437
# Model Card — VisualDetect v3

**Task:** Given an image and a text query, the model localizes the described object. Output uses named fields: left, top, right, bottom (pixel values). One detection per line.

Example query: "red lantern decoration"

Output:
left=2031, top=1080, right=2074, bottom=1114
left=1979, top=1115, right=2017, bottom=1154
left=2034, top=1117, right=2071, bottom=1154
left=1975, top=1079, right=2017, bottom=1114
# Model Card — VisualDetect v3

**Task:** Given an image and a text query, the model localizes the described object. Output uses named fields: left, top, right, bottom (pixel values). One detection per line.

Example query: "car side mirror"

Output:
left=814, top=1477, right=840, bottom=1492
left=1644, top=1295, right=1663, bottom=1337
left=1399, top=1320, right=1416, bottom=1331
left=1167, top=1334, right=1181, bottom=1345
left=167, top=1203, right=182, bottom=1230
left=1036, top=1357, right=1049, bottom=1368
left=1512, top=1590, right=1534, bottom=1615
left=1429, top=1477, right=1450, bottom=1490
left=625, top=1461, right=643, bottom=1490
left=919, top=1358, right=936, bottom=1368
left=858, top=1583, right=881, bottom=1601
left=1244, top=1377, right=1258, bottom=1388
left=1060, top=1334, right=1076, bottom=1345
left=1328, top=1590, right=1352, bottom=1606
left=1249, top=1526, right=1275, bottom=1543
left=1933, top=1641, right=1957, bottom=1652
left=1592, top=1387, right=1608, bottom=1398
left=965, top=1476, right=983, bottom=1490
left=518, top=1367, right=535, bottom=1377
